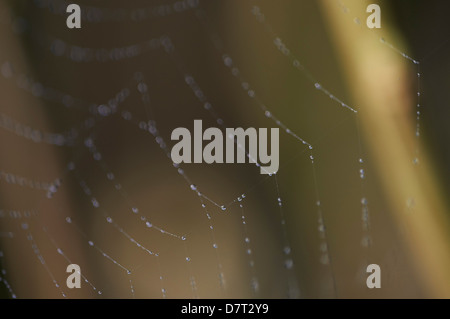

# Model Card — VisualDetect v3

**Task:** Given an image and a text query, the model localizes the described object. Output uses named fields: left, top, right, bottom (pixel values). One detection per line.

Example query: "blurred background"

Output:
left=0, top=0, right=449, bottom=298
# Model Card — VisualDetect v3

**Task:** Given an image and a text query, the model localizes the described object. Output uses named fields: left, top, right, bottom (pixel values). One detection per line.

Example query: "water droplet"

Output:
left=181, top=236, right=186, bottom=241
left=361, top=197, right=367, bottom=205
left=127, top=270, right=131, bottom=275
left=190, top=184, right=197, bottom=191
left=67, top=162, right=75, bottom=170
left=57, top=248, right=63, bottom=254
left=361, top=235, right=371, bottom=247
left=359, top=158, right=363, bottom=163
left=220, top=205, right=226, bottom=211
left=137, top=82, right=148, bottom=93
left=146, top=221, right=152, bottom=228
left=88, top=241, right=94, bottom=246
left=97, top=104, right=111, bottom=117
left=251, top=278, right=259, bottom=292
left=244, top=237, right=250, bottom=243
left=186, top=257, right=191, bottom=262
left=283, top=246, right=291, bottom=255
left=132, top=207, right=138, bottom=214
left=413, top=157, right=419, bottom=165
left=213, top=243, right=218, bottom=249
left=91, top=198, right=99, bottom=208
left=320, top=254, right=329, bottom=265
left=66, top=217, right=72, bottom=223
left=21, top=223, right=28, bottom=230
left=265, top=110, right=271, bottom=118
left=314, top=83, right=321, bottom=89
left=106, top=217, right=112, bottom=223
left=247, top=249, right=252, bottom=255
left=284, top=259, right=294, bottom=269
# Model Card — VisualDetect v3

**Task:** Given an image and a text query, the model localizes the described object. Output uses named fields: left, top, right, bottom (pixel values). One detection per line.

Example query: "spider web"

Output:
left=0, top=0, right=443, bottom=299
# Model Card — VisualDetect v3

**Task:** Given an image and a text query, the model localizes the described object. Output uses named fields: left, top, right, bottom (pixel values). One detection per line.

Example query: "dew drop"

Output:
left=320, top=254, right=329, bottom=265
left=284, top=259, right=294, bottom=269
